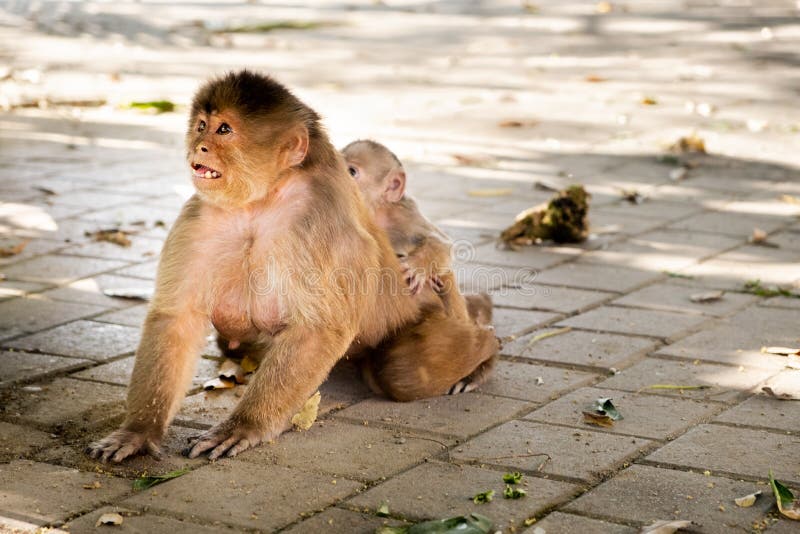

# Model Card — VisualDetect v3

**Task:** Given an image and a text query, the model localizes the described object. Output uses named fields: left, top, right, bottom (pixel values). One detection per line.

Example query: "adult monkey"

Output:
left=87, top=71, right=423, bottom=462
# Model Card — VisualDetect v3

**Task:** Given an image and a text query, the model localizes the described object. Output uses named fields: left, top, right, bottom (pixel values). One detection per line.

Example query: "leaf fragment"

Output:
left=133, top=468, right=189, bottom=491
left=642, top=384, right=711, bottom=391
left=641, top=97, right=658, bottom=106
left=498, top=119, right=537, bottom=128
left=582, top=411, right=614, bottom=427
left=240, top=355, right=260, bottom=373
left=502, top=472, right=523, bottom=484
left=452, top=154, right=496, bottom=168
left=103, top=287, right=153, bottom=301
left=769, top=470, right=800, bottom=520
left=472, top=489, right=494, bottom=504
left=376, top=501, right=391, bottom=517
left=87, top=228, right=133, bottom=247
left=743, top=279, right=800, bottom=299
left=585, top=75, right=607, bottom=83
left=291, top=390, right=321, bottom=431
left=779, top=194, right=800, bottom=205
left=503, top=485, right=527, bottom=499
left=126, top=100, right=176, bottom=113
left=96, top=512, right=124, bottom=527
left=0, top=240, right=28, bottom=258
left=689, top=290, right=724, bottom=303
left=734, top=490, right=761, bottom=507
left=467, top=188, right=514, bottom=198
left=640, top=519, right=693, bottom=533
left=668, top=134, right=706, bottom=154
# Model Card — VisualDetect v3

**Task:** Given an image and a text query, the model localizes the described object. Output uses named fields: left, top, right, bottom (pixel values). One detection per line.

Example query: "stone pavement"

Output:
left=1, top=1, right=799, bottom=532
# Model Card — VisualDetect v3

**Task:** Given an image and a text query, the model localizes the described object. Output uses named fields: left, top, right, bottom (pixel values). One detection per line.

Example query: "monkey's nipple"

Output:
left=191, top=163, right=222, bottom=179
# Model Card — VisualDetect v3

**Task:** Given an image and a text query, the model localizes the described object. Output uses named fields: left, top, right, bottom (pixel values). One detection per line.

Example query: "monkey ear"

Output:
left=383, top=168, right=406, bottom=203
left=285, top=126, right=309, bottom=167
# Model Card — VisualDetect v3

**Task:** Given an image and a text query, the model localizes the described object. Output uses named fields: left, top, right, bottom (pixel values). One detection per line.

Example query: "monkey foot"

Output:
left=183, top=420, right=267, bottom=460
left=86, top=428, right=163, bottom=463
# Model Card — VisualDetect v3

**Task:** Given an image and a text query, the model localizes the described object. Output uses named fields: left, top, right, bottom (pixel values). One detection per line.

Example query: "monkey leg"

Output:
left=447, top=325, right=500, bottom=395
left=366, top=311, right=500, bottom=402
left=86, top=308, right=207, bottom=462
left=185, top=326, right=352, bottom=459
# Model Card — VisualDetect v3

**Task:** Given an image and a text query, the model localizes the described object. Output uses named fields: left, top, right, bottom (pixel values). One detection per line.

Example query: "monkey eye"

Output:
left=197, top=120, right=206, bottom=132
left=347, top=165, right=359, bottom=179
left=216, top=123, right=232, bottom=135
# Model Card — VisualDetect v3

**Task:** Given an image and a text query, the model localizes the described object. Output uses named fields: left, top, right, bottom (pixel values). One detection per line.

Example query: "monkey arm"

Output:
left=185, top=324, right=352, bottom=459
left=400, top=234, right=452, bottom=295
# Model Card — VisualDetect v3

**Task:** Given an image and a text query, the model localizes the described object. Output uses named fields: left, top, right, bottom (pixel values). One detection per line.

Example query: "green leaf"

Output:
left=743, top=280, right=800, bottom=299
left=769, top=470, right=800, bottom=520
left=472, top=490, right=494, bottom=504
left=503, top=485, right=527, bottom=499
left=132, top=468, right=190, bottom=491
left=502, top=472, right=523, bottom=484
left=662, top=271, right=694, bottom=279
left=126, top=100, right=176, bottom=113
left=595, top=398, right=623, bottom=420
left=376, top=502, right=391, bottom=517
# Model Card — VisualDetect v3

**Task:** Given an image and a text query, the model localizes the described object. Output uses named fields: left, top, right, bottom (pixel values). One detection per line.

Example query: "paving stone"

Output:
left=113, top=260, right=158, bottom=280
left=565, top=464, right=788, bottom=534
left=348, top=461, right=578, bottom=527
left=0, top=377, right=125, bottom=427
left=61, top=235, right=163, bottom=262
left=6, top=320, right=140, bottom=361
left=79, top=204, right=179, bottom=227
left=0, top=350, right=91, bottom=386
left=0, top=237, right=66, bottom=268
left=769, top=227, right=800, bottom=251
left=533, top=263, right=659, bottom=292
left=598, top=358, right=774, bottom=403
left=524, top=387, right=720, bottom=440
left=503, top=329, right=656, bottom=371
left=593, top=199, right=702, bottom=222
left=41, top=274, right=153, bottom=308
left=612, top=281, right=759, bottom=317
left=318, top=360, right=374, bottom=413
left=580, top=230, right=742, bottom=272
left=0, top=460, right=130, bottom=525
left=493, top=308, right=561, bottom=338
left=761, top=295, right=800, bottom=310
left=175, top=388, right=241, bottom=428
left=470, top=242, right=574, bottom=270
left=525, top=512, right=636, bottom=534
left=479, top=360, right=599, bottom=403
left=93, top=303, right=148, bottom=327
left=557, top=306, right=708, bottom=340
left=0, top=280, right=49, bottom=301
left=655, top=306, right=798, bottom=369
left=680, top=245, right=800, bottom=290
left=451, top=420, right=652, bottom=482
left=0, top=297, right=107, bottom=340
left=1, top=254, right=128, bottom=284
left=0, top=422, right=54, bottom=462
left=65, top=507, right=224, bottom=534
left=668, top=211, right=789, bottom=237
left=645, top=424, right=800, bottom=485
left=589, top=210, right=666, bottom=236
left=282, top=507, right=406, bottom=534
left=123, top=461, right=361, bottom=532
left=714, top=394, right=800, bottom=433
left=455, top=262, right=538, bottom=293
left=334, top=393, right=533, bottom=438
left=490, top=285, right=613, bottom=314
left=72, top=355, right=219, bottom=389
left=237, top=419, right=449, bottom=482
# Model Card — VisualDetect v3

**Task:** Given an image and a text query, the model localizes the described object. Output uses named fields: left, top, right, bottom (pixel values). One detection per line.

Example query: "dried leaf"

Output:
left=640, top=519, right=693, bottom=533
left=451, top=154, right=495, bottom=168
left=376, top=513, right=493, bottom=534
left=96, top=512, right=124, bottom=527
left=219, top=359, right=247, bottom=384
left=585, top=75, right=607, bottom=83
left=83, top=480, right=102, bottom=489
left=642, top=384, right=711, bottom=392
left=472, top=490, right=494, bottom=504
left=526, top=327, right=572, bottom=347
left=596, top=2, right=613, bottom=14
left=203, top=377, right=236, bottom=391
left=132, top=468, right=189, bottom=491
left=502, top=472, right=523, bottom=484
left=779, top=194, right=800, bottom=205
left=689, top=290, right=724, bottom=303
left=663, top=271, right=694, bottom=279
left=582, top=411, right=614, bottom=427
left=769, top=470, right=800, bottom=520
left=761, top=347, right=800, bottom=356
left=734, top=490, right=761, bottom=507
left=103, top=288, right=153, bottom=301
left=503, top=485, right=526, bottom=499
left=291, top=390, right=321, bottom=430
left=467, top=188, right=513, bottom=198
left=87, top=229, right=133, bottom=247
left=620, top=189, right=645, bottom=204
left=641, top=97, right=658, bottom=106
left=0, top=240, right=28, bottom=258
left=669, top=134, right=706, bottom=154
left=761, top=371, right=800, bottom=400
left=376, top=501, right=391, bottom=517
left=498, top=119, right=537, bottom=128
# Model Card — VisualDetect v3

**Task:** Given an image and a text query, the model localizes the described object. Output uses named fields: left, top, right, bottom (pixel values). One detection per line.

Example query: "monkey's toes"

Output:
left=184, top=425, right=263, bottom=459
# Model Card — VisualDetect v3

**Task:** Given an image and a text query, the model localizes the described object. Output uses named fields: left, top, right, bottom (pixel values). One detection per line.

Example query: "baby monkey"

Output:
left=342, top=140, right=498, bottom=399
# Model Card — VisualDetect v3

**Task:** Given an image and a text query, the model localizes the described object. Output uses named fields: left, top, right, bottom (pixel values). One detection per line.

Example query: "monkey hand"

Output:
left=183, top=418, right=268, bottom=460
left=400, top=262, right=427, bottom=295
left=86, top=428, right=163, bottom=463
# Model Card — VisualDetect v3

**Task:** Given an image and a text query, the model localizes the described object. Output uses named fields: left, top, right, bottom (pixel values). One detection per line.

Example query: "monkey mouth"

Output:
left=191, top=163, right=223, bottom=179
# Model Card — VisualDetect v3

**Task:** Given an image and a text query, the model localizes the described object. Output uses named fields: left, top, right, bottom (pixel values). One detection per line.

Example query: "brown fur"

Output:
left=87, top=72, right=426, bottom=462
left=342, top=140, right=499, bottom=401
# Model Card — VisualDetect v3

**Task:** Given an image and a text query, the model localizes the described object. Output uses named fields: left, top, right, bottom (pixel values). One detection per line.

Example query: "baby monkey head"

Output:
left=342, top=140, right=406, bottom=209
left=187, top=70, right=317, bottom=207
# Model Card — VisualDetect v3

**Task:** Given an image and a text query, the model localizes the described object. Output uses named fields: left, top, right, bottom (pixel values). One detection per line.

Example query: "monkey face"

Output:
left=342, top=140, right=406, bottom=207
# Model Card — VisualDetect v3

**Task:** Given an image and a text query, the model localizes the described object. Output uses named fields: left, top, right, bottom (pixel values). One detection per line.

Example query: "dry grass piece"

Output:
left=0, top=240, right=28, bottom=258
left=87, top=229, right=133, bottom=247
left=669, top=134, right=706, bottom=154
left=500, top=185, right=590, bottom=246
